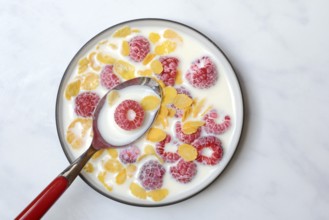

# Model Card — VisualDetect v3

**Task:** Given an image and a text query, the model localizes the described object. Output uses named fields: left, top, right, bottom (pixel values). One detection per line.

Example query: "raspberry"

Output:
left=114, top=100, right=145, bottom=131
left=156, top=134, right=180, bottom=163
left=203, top=109, right=231, bottom=134
left=170, top=159, right=197, bottom=183
left=74, top=92, right=100, bottom=117
left=192, top=136, right=223, bottom=165
left=100, top=65, right=120, bottom=89
left=138, top=160, right=166, bottom=190
left=175, top=122, right=201, bottom=144
left=186, top=56, right=218, bottom=89
left=119, top=146, right=140, bottom=164
left=129, top=36, right=150, bottom=62
left=158, top=57, right=179, bottom=86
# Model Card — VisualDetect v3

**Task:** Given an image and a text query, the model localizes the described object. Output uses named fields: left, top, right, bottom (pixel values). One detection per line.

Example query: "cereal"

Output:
left=121, top=40, right=130, bottom=56
left=130, top=182, right=147, bottom=199
left=173, top=94, right=193, bottom=109
left=182, top=121, right=205, bottom=134
left=114, top=60, right=135, bottom=80
left=96, top=53, right=116, bottom=64
left=150, top=60, right=163, bottom=74
left=113, top=26, right=131, bottom=38
left=66, top=118, right=92, bottom=149
left=147, top=189, right=169, bottom=202
left=81, top=73, right=99, bottom=90
left=140, top=95, right=161, bottom=111
left=83, top=163, right=94, bottom=173
left=104, top=159, right=123, bottom=173
left=163, top=29, right=183, bottom=42
left=92, top=149, right=104, bottom=160
left=115, top=168, right=127, bottom=185
left=98, top=171, right=113, bottom=191
left=107, top=148, right=118, bottom=158
left=155, top=40, right=176, bottom=55
left=107, top=90, right=120, bottom=106
left=146, top=128, right=166, bottom=142
left=78, top=57, right=89, bottom=74
left=126, top=164, right=137, bottom=177
left=149, top=32, right=160, bottom=43
left=163, top=86, right=177, bottom=104
left=178, top=144, right=198, bottom=161
left=142, top=53, right=156, bottom=65
left=137, top=69, right=152, bottom=76
left=65, top=80, right=81, bottom=100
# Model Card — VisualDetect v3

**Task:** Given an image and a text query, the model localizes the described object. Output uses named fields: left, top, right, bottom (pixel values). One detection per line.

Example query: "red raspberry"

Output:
left=192, top=136, right=223, bottom=165
left=158, top=57, right=179, bottom=86
left=203, top=109, right=231, bottom=134
left=129, top=36, right=150, bottom=62
left=138, top=160, right=166, bottom=190
left=74, top=92, right=100, bottom=117
left=100, top=65, right=120, bottom=89
left=171, top=87, right=192, bottom=118
left=186, top=56, right=218, bottom=89
left=156, top=134, right=180, bottom=163
left=114, top=100, right=145, bottom=131
left=170, top=159, right=197, bottom=183
left=175, top=122, right=201, bottom=144
left=119, top=146, right=140, bottom=164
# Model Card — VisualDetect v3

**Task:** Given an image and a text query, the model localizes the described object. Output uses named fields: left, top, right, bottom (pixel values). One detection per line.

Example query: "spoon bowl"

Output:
left=16, top=77, right=162, bottom=220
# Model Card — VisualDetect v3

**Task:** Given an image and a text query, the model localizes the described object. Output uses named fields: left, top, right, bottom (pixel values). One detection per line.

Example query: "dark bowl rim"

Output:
left=55, top=18, right=245, bottom=207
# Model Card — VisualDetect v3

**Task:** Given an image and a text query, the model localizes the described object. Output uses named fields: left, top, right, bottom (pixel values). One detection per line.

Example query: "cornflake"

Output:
left=141, top=95, right=160, bottom=111
left=147, top=189, right=169, bottom=202
left=175, top=70, right=183, bottom=85
left=178, top=144, right=198, bottom=161
left=150, top=60, right=163, bottom=74
left=155, top=40, right=176, bottom=55
left=163, top=29, right=183, bottom=42
left=163, top=86, right=177, bottom=104
left=121, top=41, right=130, bottom=56
left=138, top=69, right=152, bottom=76
left=83, top=163, right=94, bottom=173
left=173, top=94, right=193, bottom=109
left=96, top=53, right=116, bottom=64
left=113, top=26, right=131, bottom=38
left=78, top=57, right=89, bottom=74
left=65, top=80, right=81, bottom=100
left=81, top=73, right=99, bottom=90
left=182, top=121, right=205, bottom=134
left=107, top=90, right=119, bottom=106
left=92, top=149, right=104, bottom=160
left=142, top=53, right=156, bottom=65
left=146, top=128, right=166, bottom=142
left=107, top=148, right=118, bottom=158
left=130, top=182, right=147, bottom=199
left=104, top=159, right=123, bottom=173
left=126, top=164, right=137, bottom=177
left=66, top=118, right=92, bottom=149
left=115, top=169, right=127, bottom=185
left=193, top=98, right=206, bottom=117
left=149, top=32, right=160, bottom=44
left=98, top=171, right=113, bottom=191
left=114, top=60, right=135, bottom=80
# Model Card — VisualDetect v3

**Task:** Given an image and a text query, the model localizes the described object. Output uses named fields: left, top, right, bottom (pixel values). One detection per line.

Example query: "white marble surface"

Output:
left=1, top=0, right=329, bottom=219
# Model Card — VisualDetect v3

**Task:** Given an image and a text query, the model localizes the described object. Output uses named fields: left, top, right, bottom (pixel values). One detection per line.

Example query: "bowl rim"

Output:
left=55, top=18, right=245, bottom=207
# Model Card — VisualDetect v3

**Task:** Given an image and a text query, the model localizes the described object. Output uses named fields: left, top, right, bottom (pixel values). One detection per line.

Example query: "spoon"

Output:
left=16, top=77, right=162, bottom=219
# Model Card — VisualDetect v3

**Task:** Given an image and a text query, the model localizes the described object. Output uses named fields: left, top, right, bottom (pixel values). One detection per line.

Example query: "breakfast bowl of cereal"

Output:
left=56, top=18, right=244, bottom=206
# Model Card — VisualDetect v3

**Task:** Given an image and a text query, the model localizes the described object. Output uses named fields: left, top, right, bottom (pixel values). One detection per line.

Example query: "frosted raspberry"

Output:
left=192, top=136, right=223, bottom=165
left=186, top=56, right=218, bottom=89
left=114, top=100, right=145, bottom=131
left=138, top=160, right=166, bottom=190
left=129, top=36, right=150, bottom=62
left=119, top=146, right=140, bottom=164
left=203, top=109, right=231, bottom=134
left=100, top=65, right=120, bottom=89
left=156, top=134, right=180, bottom=163
left=74, top=92, right=100, bottom=117
left=158, top=57, right=179, bottom=86
left=175, top=122, right=201, bottom=144
left=170, top=159, right=197, bottom=183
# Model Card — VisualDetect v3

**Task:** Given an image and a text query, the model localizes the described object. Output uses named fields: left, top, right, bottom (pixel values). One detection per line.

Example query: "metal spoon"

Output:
left=16, top=77, right=162, bottom=219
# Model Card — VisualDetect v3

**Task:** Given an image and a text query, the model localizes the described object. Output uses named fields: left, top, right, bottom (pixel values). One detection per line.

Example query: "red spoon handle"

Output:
left=16, top=176, right=68, bottom=220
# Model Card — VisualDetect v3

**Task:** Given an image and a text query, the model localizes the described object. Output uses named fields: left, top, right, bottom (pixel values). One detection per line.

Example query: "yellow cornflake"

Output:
left=109, top=43, right=118, bottom=49
left=98, top=171, right=113, bottom=191
left=121, top=40, right=130, bottom=56
left=175, top=70, right=183, bottom=85
left=149, top=32, right=160, bottom=44
left=115, top=168, right=127, bottom=185
left=168, top=108, right=176, bottom=117
left=107, top=90, right=119, bottom=106
left=144, top=145, right=155, bottom=154
left=155, top=40, right=176, bottom=55
left=107, top=148, right=118, bottom=158
left=89, top=52, right=101, bottom=71
left=130, top=182, right=147, bottom=199
left=163, top=29, right=183, bottom=42
left=182, top=107, right=193, bottom=122
left=104, top=159, right=123, bottom=173
left=178, top=144, right=198, bottom=161
left=78, top=57, right=89, bottom=74
left=147, top=189, right=169, bottom=202
left=114, top=60, right=135, bottom=80
left=81, top=73, right=99, bottom=90
left=163, top=86, right=177, bottom=104
left=173, top=94, right=193, bottom=109
left=96, top=40, right=108, bottom=50
left=200, top=105, right=213, bottom=116
left=193, top=98, right=206, bottom=117
left=141, top=95, right=161, bottom=111
left=150, top=60, right=163, bottom=74
left=146, top=128, right=166, bottom=142
left=96, top=53, right=116, bottom=64
left=126, top=164, right=137, bottom=177
left=113, top=26, right=131, bottom=38
left=138, top=69, right=153, bottom=76
left=182, top=121, right=205, bottom=134
left=65, top=80, right=81, bottom=100
left=131, top=29, right=140, bottom=33
left=142, top=53, right=156, bottom=65
left=66, top=118, right=92, bottom=149
left=83, top=162, right=94, bottom=173
left=92, top=149, right=104, bottom=160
